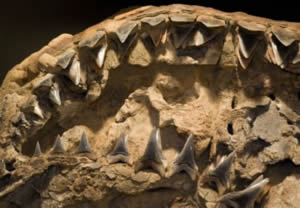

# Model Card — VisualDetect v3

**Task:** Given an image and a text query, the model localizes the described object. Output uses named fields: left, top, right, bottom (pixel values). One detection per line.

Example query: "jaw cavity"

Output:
left=169, top=134, right=198, bottom=181
left=135, top=127, right=167, bottom=177
left=107, top=133, right=132, bottom=165
left=218, top=175, right=269, bottom=208
left=203, top=151, right=235, bottom=193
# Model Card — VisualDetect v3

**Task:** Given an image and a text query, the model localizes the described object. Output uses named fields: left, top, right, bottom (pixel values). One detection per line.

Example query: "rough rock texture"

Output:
left=0, top=4, right=300, bottom=208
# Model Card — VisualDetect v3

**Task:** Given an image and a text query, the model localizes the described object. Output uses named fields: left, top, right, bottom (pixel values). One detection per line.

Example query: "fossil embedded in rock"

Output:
left=107, top=133, right=131, bottom=165
left=77, top=132, right=92, bottom=153
left=96, top=43, right=107, bottom=68
left=78, top=30, right=106, bottom=49
left=49, top=82, right=61, bottom=106
left=169, top=134, right=198, bottom=181
left=218, top=175, right=269, bottom=208
left=33, top=141, right=42, bottom=157
left=52, top=135, right=65, bottom=154
left=135, top=127, right=167, bottom=177
left=203, top=151, right=235, bottom=193
left=68, top=60, right=81, bottom=85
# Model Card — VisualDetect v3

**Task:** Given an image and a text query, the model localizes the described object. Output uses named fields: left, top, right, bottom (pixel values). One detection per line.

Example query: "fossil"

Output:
left=0, top=4, right=299, bottom=208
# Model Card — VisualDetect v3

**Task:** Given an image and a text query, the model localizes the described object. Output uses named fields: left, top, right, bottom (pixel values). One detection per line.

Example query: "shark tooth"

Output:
left=116, top=22, right=138, bottom=44
left=56, top=49, right=76, bottom=69
left=204, top=151, right=235, bottom=193
left=69, top=60, right=81, bottom=85
left=238, top=30, right=260, bottom=59
left=33, top=101, right=44, bottom=119
left=52, top=135, right=65, bottom=154
left=77, top=132, right=92, bottom=153
left=78, top=30, right=105, bottom=48
left=107, top=133, right=131, bottom=165
left=141, top=15, right=166, bottom=47
left=96, top=43, right=107, bottom=68
left=49, top=83, right=61, bottom=106
left=218, top=175, right=269, bottom=208
left=33, top=141, right=42, bottom=157
left=135, top=127, right=167, bottom=177
left=169, top=134, right=198, bottom=180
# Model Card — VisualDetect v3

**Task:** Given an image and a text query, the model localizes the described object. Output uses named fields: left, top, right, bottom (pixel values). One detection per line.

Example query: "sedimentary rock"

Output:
left=0, top=4, right=299, bottom=208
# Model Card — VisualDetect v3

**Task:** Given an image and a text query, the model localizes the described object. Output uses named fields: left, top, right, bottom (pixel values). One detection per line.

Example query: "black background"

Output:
left=0, top=0, right=299, bottom=83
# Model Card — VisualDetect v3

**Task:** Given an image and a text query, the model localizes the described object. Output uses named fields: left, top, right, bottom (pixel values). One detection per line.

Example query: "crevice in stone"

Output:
left=227, top=123, right=234, bottom=135
left=243, top=137, right=271, bottom=156
left=267, top=93, right=276, bottom=101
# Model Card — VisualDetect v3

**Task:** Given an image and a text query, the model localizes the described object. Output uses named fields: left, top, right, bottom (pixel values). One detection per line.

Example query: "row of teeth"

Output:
left=38, top=12, right=300, bottom=80
left=25, top=127, right=269, bottom=207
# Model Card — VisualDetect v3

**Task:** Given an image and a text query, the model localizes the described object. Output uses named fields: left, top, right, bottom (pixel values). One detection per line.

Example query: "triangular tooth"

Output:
left=96, top=43, right=107, bottom=68
left=52, top=135, right=65, bottom=154
left=141, top=15, right=166, bottom=47
left=69, top=60, right=81, bottom=85
left=135, top=127, right=167, bottom=177
left=107, top=133, right=131, bottom=165
left=49, top=83, right=61, bottom=106
left=77, top=132, right=92, bottom=153
left=169, top=134, right=198, bottom=180
left=270, top=38, right=284, bottom=67
left=33, top=102, right=44, bottom=119
left=170, top=24, right=194, bottom=49
left=218, top=175, right=269, bottom=208
left=237, top=29, right=260, bottom=59
left=116, top=22, right=138, bottom=44
left=33, top=141, right=42, bottom=157
left=206, top=151, right=235, bottom=192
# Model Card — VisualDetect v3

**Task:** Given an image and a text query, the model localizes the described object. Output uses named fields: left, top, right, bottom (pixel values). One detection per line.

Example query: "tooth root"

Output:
left=69, top=60, right=81, bottom=85
left=78, top=30, right=105, bottom=48
left=206, top=151, right=235, bottom=192
left=96, top=44, right=107, bottom=68
left=77, top=132, right=92, bottom=153
left=33, top=141, right=42, bottom=157
left=56, top=49, right=76, bottom=69
left=169, top=134, right=198, bottom=180
left=135, top=127, right=167, bottom=177
left=52, top=135, right=65, bottom=154
left=107, top=133, right=131, bottom=165
left=49, top=83, right=61, bottom=106
left=218, top=175, right=269, bottom=208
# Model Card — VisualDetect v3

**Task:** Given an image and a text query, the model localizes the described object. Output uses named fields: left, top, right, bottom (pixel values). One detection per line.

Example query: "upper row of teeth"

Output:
left=38, top=13, right=300, bottom=81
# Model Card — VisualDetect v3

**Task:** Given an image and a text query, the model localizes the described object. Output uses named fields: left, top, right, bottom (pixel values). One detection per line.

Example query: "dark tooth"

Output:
left=77, top=132, right=92, bottom=153
left=218, top=175, right=269, bottom=208
left=56, top=49, right=76, bottom=69
left=78, top=30, right=105, bottom=48
left=49, top=83, right=61, bottom=106
left=116, top=22, right=138, bottom=44
left=141, top=15, right=166, bottom=47
left=238, top=29, right=260, bottom=59
left=135, top=127, right=167, bottom=177
left=52, top=135, right=65, bottom=154
left=169, top=134, right=198, bottom=180
left=33, top=141, right=42, bottom=157
left=204, top=151, right=235, bottom=193
left=107, top=133, right=131, bottom=165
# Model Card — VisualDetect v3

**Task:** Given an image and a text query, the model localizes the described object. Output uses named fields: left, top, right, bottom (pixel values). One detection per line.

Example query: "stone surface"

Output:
left=0, top=4, right=300, bottom=208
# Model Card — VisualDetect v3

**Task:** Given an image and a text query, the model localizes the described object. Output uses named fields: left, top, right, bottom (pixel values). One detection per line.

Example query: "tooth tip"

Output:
left=52, top=135, right=65, bottom=154
left=107, top=133, right=131, bottom=165
left=78, top=132, right=92, bottom=153
left=33, top=141, right=42, bottom=157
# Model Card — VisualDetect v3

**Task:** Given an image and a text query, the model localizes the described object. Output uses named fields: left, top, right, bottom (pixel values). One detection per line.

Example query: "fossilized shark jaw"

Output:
left=107, top=133, right=132, bottom=165
left=51, top=135, right=65, bottom=154
left=33, top=141, right=42, bottom=157
left=218, top=175, right=269, bottom=208
left=169, top=134, right=198, bottom=181
left=135, top=127, right=167, bottom=177
left=77, top=132, right=92, bottom=153
left=203, top=151, right=235, bottom=193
